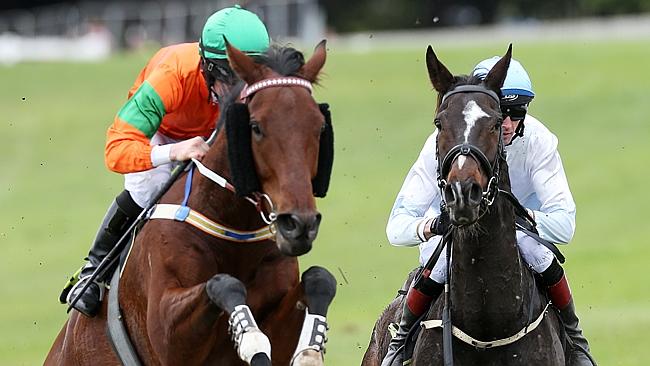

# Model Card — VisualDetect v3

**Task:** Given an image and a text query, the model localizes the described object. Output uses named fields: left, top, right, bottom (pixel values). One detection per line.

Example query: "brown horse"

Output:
left=363, top=46, right=565, bottom=365
left=46, top=41, right=336, bottom=366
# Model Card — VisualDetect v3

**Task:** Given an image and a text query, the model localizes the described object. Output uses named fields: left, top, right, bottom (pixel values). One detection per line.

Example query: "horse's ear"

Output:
left=426, top=45, right=455, bottom=93
left=300, top=40, right=327, bottom=83
left=225, top=37, right=264, bottom=85
left=483, top=44, right=512, bottom=94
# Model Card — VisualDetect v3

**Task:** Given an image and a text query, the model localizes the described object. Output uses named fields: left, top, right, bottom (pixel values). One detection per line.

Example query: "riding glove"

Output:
left=430, top=209, right=451, bottom=236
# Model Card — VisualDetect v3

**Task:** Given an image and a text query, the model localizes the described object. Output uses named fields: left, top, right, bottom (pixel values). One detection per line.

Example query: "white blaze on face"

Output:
left=457, top=155, right=466, bottom=169
left=461, top=100, right=489, bottom=143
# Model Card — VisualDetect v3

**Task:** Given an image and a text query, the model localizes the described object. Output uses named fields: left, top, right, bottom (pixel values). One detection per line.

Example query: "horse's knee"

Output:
left=206, top=273, right=247, bottom=314
left=301, top=266, right=336, bottom=316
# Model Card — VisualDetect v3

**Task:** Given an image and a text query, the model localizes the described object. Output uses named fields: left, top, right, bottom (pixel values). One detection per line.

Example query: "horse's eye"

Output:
left=250, top=121, right=263, bottom=137
left=494, top=118, right=503, bottom=131
left=320, top=121, right=327, bottom=133
left=434, top=118, right=442, bottom=129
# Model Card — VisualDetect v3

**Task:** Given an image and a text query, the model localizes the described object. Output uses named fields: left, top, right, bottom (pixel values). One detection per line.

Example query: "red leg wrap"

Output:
left=406, top=287, right=433, bottom=317
left=547, top=274, right=572, bottom=310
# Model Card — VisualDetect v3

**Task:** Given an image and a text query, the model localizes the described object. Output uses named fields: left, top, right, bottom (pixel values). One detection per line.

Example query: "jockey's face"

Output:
left=502, top=116, right=520, bottom=145
left=211, top=80, right=235, bottom=102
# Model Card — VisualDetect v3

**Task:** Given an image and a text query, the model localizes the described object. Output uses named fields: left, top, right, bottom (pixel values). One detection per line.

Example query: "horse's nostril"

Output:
left=468, top=182, right=483, bottom=204
left=444, top=184, right=455, bottom=205
left=276, top=213, right=321, bottom=241
left=284, top=217, right=297, bottom=231
left=277, top=214, right=301, bottom=238
left=312, top=213, right=322, bottom=228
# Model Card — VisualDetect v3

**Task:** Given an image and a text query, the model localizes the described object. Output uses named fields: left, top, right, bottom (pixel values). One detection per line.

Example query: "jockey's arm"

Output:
left=386, top=133, right=441, bottom=246
left=105, top=63, right=185, bottom=174
left=526, top=133, right=576, bottom=244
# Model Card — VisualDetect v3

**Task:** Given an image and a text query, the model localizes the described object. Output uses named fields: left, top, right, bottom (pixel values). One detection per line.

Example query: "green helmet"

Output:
left=199, top=5, right=270, bottom=60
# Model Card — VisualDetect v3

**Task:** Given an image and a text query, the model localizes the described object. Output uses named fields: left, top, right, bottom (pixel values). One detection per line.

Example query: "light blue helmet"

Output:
left=472, top=57, right=534, bottom=103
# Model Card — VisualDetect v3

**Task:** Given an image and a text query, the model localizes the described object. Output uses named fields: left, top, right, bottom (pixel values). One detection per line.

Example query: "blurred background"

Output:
left=1, top=0, right=649, bottom=365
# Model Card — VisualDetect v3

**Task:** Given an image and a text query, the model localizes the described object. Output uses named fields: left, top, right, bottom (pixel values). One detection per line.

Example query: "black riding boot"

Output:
left=542, top=259, right=597, bottom=366
left=560, top=299, right=597, bottom=366
left=382, top=275, right=443, bottom=366
left=66, top=190, right=142, bottom=317
left=381, top=302, right=421, bottom=366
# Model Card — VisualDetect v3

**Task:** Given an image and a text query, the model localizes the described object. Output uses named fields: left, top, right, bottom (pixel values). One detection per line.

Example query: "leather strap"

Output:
left=421, top=302, right=551, bottom=349
left=107, top=269, right=142, bottom=365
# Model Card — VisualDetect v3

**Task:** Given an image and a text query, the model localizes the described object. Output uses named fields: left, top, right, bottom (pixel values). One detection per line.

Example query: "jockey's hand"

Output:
left=430, top=209, right=451, bottom=236
left=169, top=136, right=210, bottom=162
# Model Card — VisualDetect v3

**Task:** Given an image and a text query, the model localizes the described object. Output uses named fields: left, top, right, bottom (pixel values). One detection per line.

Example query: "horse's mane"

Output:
left=256, top=44, right=306, bottom=77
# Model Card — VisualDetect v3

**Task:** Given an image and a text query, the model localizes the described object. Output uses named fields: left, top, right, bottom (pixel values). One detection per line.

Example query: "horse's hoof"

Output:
left=291, top=349, right=323, bottom=366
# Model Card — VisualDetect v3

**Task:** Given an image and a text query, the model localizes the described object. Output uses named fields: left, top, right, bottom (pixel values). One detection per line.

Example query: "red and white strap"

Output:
left=241, top=77, right=313, bottom=99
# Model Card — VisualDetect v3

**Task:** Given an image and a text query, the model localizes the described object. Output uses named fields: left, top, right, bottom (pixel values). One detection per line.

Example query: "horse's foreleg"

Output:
left=290, top=266, right=337, bottom=366
left=206, top=274, right=272, bottom=366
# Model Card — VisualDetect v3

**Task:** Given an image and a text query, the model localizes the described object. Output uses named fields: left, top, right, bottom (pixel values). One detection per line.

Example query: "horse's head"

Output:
left=427, top=45, right=512, bottom=226
left=225, top=40, right=330, bottom=256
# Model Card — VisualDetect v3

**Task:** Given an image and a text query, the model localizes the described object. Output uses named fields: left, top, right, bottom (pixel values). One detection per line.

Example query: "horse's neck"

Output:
left=190, top=132, right=265, bottom=231
left=449, top=193, right=536, bottom=336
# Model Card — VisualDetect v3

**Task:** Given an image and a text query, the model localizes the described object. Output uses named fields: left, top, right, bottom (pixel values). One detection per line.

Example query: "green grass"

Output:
left=1, top=40, right=649, bottom=365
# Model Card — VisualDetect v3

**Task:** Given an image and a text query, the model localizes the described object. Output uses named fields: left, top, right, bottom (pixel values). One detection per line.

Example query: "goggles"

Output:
left=500, top=104, right=528, bottom=121
left=204, top=59, right=238, bottom=85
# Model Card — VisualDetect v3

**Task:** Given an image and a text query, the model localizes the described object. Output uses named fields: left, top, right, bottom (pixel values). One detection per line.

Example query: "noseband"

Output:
left=436, top=85, right=504, bottom=207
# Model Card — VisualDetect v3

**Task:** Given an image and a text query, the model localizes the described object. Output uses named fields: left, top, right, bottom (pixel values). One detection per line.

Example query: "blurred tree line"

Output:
left=321, top=0, right=650, bottom=32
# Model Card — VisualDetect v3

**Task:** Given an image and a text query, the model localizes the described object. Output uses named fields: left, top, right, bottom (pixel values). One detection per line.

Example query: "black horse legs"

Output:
left=291, top=266, right=337, bottom=365
left=206, top=274, right=272, bottom=366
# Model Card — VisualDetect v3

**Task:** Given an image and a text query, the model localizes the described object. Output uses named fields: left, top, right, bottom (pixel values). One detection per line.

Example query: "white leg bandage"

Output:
left=228, top=305, right=271, bottom=364
left=291, top=309, right=328, bottom=364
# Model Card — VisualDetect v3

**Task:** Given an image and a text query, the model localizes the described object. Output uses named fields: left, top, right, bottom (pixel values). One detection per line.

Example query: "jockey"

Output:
left=61, top=5, right=270, bottom=317
left=381, top=57, right=596, bottom=366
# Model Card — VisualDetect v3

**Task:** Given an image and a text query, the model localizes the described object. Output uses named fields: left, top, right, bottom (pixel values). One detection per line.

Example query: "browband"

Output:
left=440, top=85, right=500, bottom=105
left=240, top=77, right=313, bottom=99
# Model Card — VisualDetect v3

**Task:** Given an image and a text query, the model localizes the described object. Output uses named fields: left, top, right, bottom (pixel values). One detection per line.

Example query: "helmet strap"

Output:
left=507, top=117, right=526, bottom=145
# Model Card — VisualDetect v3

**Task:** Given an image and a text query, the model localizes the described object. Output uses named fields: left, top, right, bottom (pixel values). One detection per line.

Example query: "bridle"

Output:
left=195, top=76, right=316, bottom=226
left=435, top=85, right=505, bottom=211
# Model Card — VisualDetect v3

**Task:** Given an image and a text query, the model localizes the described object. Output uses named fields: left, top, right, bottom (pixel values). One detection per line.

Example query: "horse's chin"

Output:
left=276, top=236, right=314, bottom=257
left=449, top=205, right=480, bottom=227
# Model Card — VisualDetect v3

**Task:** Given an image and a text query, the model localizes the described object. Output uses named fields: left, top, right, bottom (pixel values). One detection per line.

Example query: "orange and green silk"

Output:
left=105, top=42, right=220, bottom=173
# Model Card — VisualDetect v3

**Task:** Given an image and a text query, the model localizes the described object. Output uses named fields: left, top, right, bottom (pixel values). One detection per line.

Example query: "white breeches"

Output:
left=420, top=230, right=556, bottom=284
left=123, top=133, right=181, bottom=208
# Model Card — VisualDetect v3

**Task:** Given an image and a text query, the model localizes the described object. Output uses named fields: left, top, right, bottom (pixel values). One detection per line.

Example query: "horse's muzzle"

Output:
left=444, top=180, right=482, bottom=225
left=275, top=212, right=321, bottom=256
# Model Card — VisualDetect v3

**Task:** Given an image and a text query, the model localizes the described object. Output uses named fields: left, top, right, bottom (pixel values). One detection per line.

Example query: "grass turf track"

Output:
left=1, top=39, right=649, bottom=365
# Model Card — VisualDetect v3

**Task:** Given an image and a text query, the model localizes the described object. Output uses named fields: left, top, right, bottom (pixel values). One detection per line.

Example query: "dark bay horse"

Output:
left=363, top=46, right=565, bottom=365
left=46, top=41, right=336, bottom=365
